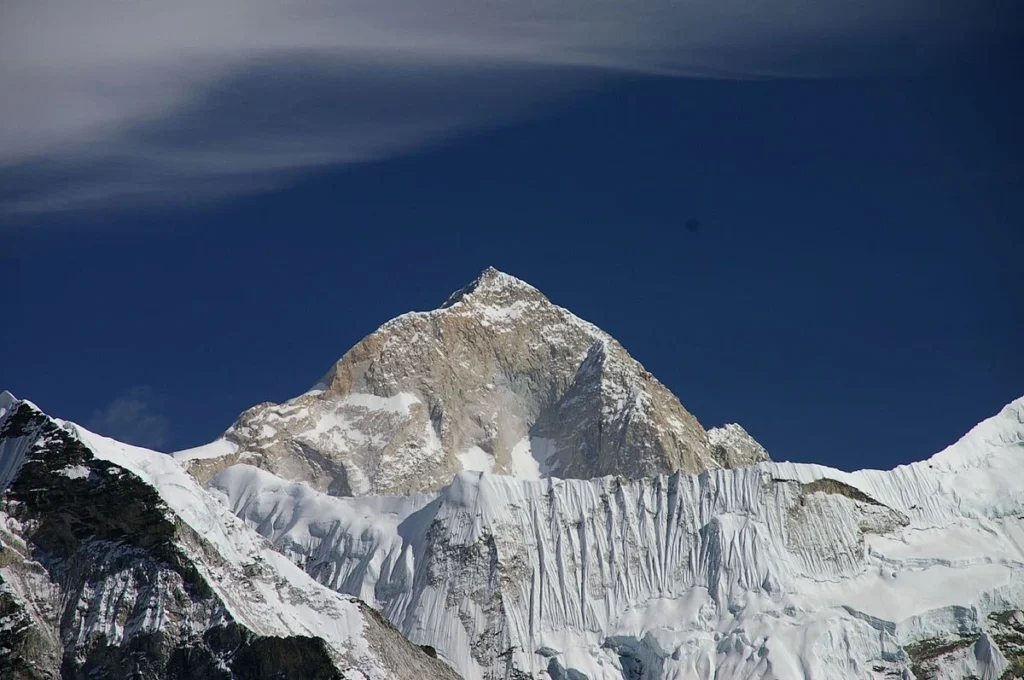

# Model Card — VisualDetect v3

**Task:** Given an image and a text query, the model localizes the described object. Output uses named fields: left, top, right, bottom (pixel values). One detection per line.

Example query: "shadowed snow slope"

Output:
left=0, top=397, right=458, bottom=679
left=176, top=267, right=768, bottom=496
left=207, top=396, right=1024, bottom=679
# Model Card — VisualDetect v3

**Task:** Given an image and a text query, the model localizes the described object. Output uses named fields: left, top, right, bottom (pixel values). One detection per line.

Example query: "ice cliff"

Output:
left=208, top=396, right=1024, bottom=679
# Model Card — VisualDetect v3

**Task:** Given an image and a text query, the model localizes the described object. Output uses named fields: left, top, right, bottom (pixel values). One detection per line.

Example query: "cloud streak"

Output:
left=1, top=0, right=1014, bottom=215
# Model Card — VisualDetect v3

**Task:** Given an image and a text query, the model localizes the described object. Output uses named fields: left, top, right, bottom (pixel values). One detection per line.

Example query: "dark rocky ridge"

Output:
left=0, top=402, right=458, bottom=679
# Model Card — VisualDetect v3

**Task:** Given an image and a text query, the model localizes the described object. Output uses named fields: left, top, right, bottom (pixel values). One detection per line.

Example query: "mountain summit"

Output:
left=179, top=267, right=768, bottom=495
left=438, top=265, right=545, bottom=309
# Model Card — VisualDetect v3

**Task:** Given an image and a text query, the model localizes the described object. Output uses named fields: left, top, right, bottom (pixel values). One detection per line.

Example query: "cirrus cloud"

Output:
left=0, top=0, right=1015, bottom=216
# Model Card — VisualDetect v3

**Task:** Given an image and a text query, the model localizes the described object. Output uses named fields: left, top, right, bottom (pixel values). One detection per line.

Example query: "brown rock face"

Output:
left=180, top=268, right=768, bottom=495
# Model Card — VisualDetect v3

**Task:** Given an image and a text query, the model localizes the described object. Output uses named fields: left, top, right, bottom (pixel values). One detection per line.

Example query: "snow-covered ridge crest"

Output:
left=3, top=385, right=1022, bottom=679
left=0, top=395, right=458, bottom=678
left=178, top=267, right=768, bottom=496
left=439, top=264, right=547, bottom=310
left=706, top=422, right=771, bottom=468
left=207, top=394, right=1024, bottom=680
left=928, top=393, right=1024, bottom=468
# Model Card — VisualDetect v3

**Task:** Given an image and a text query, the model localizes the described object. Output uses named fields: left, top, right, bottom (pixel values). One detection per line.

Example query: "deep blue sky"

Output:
left=3, top=52, right=1022, bottom=470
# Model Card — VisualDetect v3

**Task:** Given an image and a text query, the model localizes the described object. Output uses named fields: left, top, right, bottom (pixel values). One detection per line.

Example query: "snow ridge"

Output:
left=0, top=397, right=458, bottom=679
left=208, top=395, right=1024, bottom=679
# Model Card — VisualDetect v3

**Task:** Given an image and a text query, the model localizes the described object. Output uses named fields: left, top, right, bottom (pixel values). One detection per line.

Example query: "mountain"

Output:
left=0, top=393, right=458, bottom=680
left=207, top=395, right=1024, bottom=679
left=177, top=267, right=767, bottom=496
left=3, top=268, right=1023, bottom=680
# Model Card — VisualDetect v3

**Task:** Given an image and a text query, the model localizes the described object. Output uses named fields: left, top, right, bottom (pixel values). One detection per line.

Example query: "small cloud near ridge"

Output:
left=87, top=386, right=171, bottom=451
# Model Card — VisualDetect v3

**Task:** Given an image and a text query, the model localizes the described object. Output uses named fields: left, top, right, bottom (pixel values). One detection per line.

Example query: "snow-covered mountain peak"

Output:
left=439, top=265, right=546, bottom=310
left=178, top=269, right=761, bottom=495
left=707, top=422, right=771, bottom=468
left=929, top=394, right=1024, bottom=470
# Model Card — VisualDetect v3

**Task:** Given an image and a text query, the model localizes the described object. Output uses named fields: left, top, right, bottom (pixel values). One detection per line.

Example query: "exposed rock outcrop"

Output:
left=180, top=268, right=762, bottom=495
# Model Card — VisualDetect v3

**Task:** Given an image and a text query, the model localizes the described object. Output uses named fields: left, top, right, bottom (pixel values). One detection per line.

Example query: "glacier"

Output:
left=2, top=389, right=1023, bottom=679
left=206, top=396, right=1024, bottom=679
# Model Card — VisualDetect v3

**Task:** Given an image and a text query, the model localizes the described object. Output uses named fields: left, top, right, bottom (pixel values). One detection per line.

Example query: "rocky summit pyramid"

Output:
left=178, top=267, right=768, bottom=495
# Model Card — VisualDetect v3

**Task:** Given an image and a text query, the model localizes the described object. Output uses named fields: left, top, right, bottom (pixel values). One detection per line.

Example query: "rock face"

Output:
left=179, top=267, right=767, bottom=496
left=0, top=395, right=459, bottom=680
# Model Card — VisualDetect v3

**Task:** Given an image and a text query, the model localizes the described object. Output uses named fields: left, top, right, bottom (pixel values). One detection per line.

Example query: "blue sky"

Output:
left=3, top=21, right=1022, bottom=470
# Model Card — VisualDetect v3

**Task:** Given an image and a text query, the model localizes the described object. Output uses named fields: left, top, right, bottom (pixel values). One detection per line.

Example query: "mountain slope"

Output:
left=208, top=396, right=1024, bottom=679
left=177, top=268, right=767, bottom=496
left=0, top=393, right=458, bottom=679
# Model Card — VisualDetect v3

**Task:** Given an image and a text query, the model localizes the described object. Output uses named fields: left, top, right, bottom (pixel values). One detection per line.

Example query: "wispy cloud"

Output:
left=87, top=386, right=171, bottom=451
left=0, top=0, right=1013, bottom=216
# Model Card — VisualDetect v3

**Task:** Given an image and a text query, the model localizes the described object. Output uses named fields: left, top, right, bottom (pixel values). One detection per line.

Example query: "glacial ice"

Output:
left=208, top=396, right=1024, bottom=679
